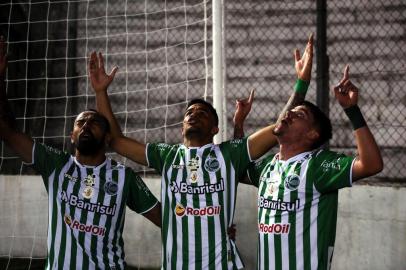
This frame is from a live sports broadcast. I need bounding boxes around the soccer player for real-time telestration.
[89,48,279,268]
[236,64,383,269]
[0,37,161,270]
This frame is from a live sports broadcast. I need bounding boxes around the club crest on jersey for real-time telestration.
[104,181,118,196]
[204,157,220,173]
[284,174,300,191]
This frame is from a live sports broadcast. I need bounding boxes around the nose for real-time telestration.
[82,119,92,129]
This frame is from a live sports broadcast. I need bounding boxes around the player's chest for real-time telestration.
[258,161,308,199]
[60,170,122,201]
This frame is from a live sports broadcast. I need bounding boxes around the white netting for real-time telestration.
[0,0,212,268]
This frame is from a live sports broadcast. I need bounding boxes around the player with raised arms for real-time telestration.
[0,37,161,270]
[234,38,383,269]
[87,33,317,269]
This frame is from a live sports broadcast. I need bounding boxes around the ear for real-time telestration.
[211,126,219,136]
[70,131,74,144]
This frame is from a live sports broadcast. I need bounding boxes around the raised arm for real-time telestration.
[277,33,313,123]
[88,52,148,166]
[233,89,255,139]
[0,36,33,163]
[247,34,314,160]
[333,66,383,181]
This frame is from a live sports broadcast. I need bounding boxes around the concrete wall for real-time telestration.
[0,175,405,269]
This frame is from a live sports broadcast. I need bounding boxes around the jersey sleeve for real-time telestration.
[146,142,174,174]
[310,150,355,193]
[125,169,159,214]
[223,137,252,179]
[247,153,275,187]
[31,143,69,189]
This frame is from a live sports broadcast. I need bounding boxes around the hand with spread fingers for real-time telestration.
[88,51,118,93]
[333,65,359,109]
[295,33,313,82]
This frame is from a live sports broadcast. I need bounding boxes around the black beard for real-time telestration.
[75,133,105,156]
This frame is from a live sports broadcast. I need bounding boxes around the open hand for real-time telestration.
[88,51,118,93]
[295,33,313,82]
[333,65,359,109]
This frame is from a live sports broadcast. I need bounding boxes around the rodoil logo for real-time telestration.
[174,203,221,217]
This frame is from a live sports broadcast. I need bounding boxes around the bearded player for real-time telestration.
[0,37,161,270]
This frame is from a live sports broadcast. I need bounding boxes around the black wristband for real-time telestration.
[344,105,366,130]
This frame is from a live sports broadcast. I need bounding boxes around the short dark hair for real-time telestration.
[186,99,219,126]
[80,109,111,133]
[301,101,332,149]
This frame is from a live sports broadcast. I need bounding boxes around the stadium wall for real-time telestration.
[0,175,404,269]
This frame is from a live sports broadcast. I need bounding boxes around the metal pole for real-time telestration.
[316,0,329,147]
[213,0,226,143]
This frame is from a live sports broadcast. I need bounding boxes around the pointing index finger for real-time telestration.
[248,89,255,104]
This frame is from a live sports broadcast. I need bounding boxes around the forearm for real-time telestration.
[233,123,244,139]
[95,90,123,139]
[346,106,383,180]
[248,124,278,160]
[277,79,309,123]
[0,75,16,130]
[0,76,33,162]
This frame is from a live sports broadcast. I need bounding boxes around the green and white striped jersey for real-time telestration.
[248,149,355,270]
[147,138,251,270]
[32,143,158,270]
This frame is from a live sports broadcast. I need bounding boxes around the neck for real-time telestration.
[183,136,213,148]
[278,143,312,161]
[75,150,106,166]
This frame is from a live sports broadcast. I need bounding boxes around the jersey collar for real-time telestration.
[182,143,214,151]
[73,156,108,170]
[275,150,313,164]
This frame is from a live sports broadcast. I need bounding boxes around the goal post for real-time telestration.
[0,0,217,269]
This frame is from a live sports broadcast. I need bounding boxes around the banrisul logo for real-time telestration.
[170,179,224,195]
[284,174,300,191]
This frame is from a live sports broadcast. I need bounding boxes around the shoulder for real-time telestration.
[220,138,248,149]
[148,142,179,152]
[36,142,70,159]
[309,149,352,170]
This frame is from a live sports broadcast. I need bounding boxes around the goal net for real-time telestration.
[0,0,212,268]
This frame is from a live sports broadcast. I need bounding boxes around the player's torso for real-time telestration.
[47,157,127,270]
[256,152,325,270]
[160,144,242,270]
